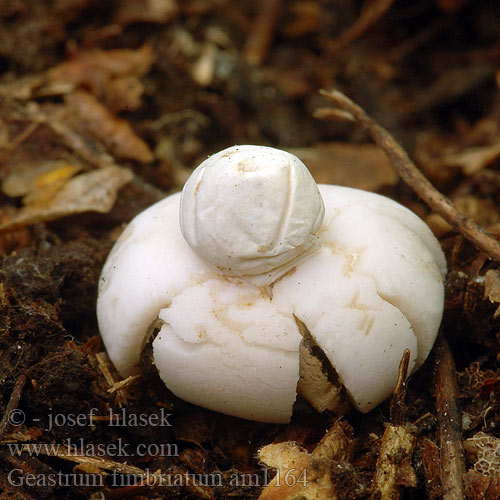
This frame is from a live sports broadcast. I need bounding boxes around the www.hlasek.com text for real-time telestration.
[7,438,179,458]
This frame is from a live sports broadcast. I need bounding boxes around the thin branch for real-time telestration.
[329,0,394,52]
[243,0,282,66]
[319,89,500,262]
[434,335,465,500]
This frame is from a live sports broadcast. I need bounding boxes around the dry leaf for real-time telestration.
[454,196,500,227]
[259,441,333,500]
[289,143,398,191]
[440,142,500,176]
[2,161,82,209]
[48,44,154,89]
[64,90,154,163]
[464,471,500,500]
[258,421,354,500]
[0,165,133,232]
[104,75,145,112]
[47,45,155,111]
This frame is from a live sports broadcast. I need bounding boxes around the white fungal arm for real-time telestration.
[97,193,214,376]
[153,281,301,423]
[272,185,446,412]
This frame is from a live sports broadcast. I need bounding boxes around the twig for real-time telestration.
[107,374,141,394]
[390,348,411,426]
[319,89,500,262]
[0,121,39,159]
[330,0,394,51]
[434,335,465,500]
[243,0,282,66]
[28,443,159,478]
[0,375,27,440]
[95,352,129,407]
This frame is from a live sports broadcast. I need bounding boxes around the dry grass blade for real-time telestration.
[0,375,27,439]
[329,0,394,51]
[107,374,141,394]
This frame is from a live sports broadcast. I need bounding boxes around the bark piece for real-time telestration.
[369,425,416,500]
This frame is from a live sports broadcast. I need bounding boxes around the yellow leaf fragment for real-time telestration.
[26,163,81,206]
[0,165,133,232]
[2,160,80,199]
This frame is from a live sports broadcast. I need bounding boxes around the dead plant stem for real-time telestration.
[320,89,500,262]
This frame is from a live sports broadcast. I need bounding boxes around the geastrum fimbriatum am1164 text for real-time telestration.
[97,145,447,423]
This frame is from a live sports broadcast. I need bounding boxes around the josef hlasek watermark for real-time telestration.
[7,407,172,432]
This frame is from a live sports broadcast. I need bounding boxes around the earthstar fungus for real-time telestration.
[97,145,446,423]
